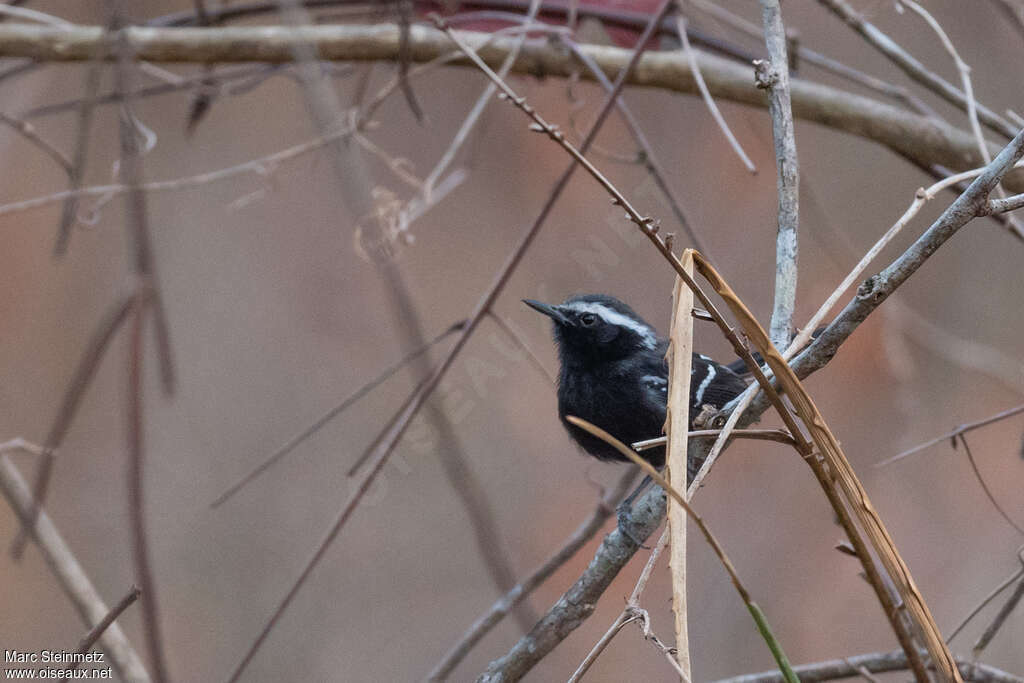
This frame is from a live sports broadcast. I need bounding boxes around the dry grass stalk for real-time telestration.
[691,252,961,683]
[666,250,696,680]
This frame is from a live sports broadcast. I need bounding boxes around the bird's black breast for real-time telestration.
[557,347,669,466]
[556,346,746,468]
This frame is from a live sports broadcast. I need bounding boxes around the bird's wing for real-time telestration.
[692,354,748,409]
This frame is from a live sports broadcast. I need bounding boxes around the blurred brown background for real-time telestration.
[1,1,1023,681]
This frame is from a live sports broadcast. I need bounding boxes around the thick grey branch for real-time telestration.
[757,0,800,348]
[0,24,1019,191]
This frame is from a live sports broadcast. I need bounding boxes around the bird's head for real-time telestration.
[522,294,658,364]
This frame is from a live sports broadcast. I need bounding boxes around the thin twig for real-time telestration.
[947,545,1024,644]
[209,320,464,507]
[23,64,292,119]
[630,530,691,681]
[69,585,141,672]
[687,0,941,120]
[0,111,72,172]
[957,434,1024,537]
[899,0,1024,241]
[484,311,556,386]
[676,15,755,173]
[817,0,1018,139]
[711,649,1024,683]
[422,0,542,197]
[0,4,73,25]
[53,26,105,256]
[560,37,706,256]
[878,402,1024,466]
[10,291,135,559]
[125,291,169,683]
[632,428,797,451]
[427,468,637,680]
[567,526,672,683]
[987,0,1024,41]
[0,455,152,682]
[113,10,173,679]
[973,574,1024,657]
[566,611,638,683]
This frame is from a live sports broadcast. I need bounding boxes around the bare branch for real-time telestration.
[10,291,134,559]
[427,468,638,680]
[477,483,669,682]
[899,0,1024,241]
[0,110,72,172]
[948,547,1024,644]
[973,574,1024,657]
[879,402,1024,462]
[687,0,941,119]
[757,0,800,348]
[0,24,1017,192]
[956,434,1024,537]
[112,9,174,678]
[817,0,1018,139]
[711,650,1024,683]
[785,126,1024,397]
[209,320,464,507]
[0,455,152,682]
[676,15,755,173]
[69,585,141,672]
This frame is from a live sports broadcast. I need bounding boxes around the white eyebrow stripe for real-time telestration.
[563,301,657,348]
[694,364,716,406]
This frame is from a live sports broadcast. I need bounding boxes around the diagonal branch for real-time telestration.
[426,467,637,681]
[781,126,1024,396]
[0,454,152,682]
[816,0,1018,140]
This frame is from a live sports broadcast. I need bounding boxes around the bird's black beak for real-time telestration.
[523,299,570,326]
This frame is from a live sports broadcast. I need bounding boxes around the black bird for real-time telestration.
[524,294,748,481]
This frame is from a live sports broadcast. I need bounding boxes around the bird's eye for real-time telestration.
[580,313,598,326]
